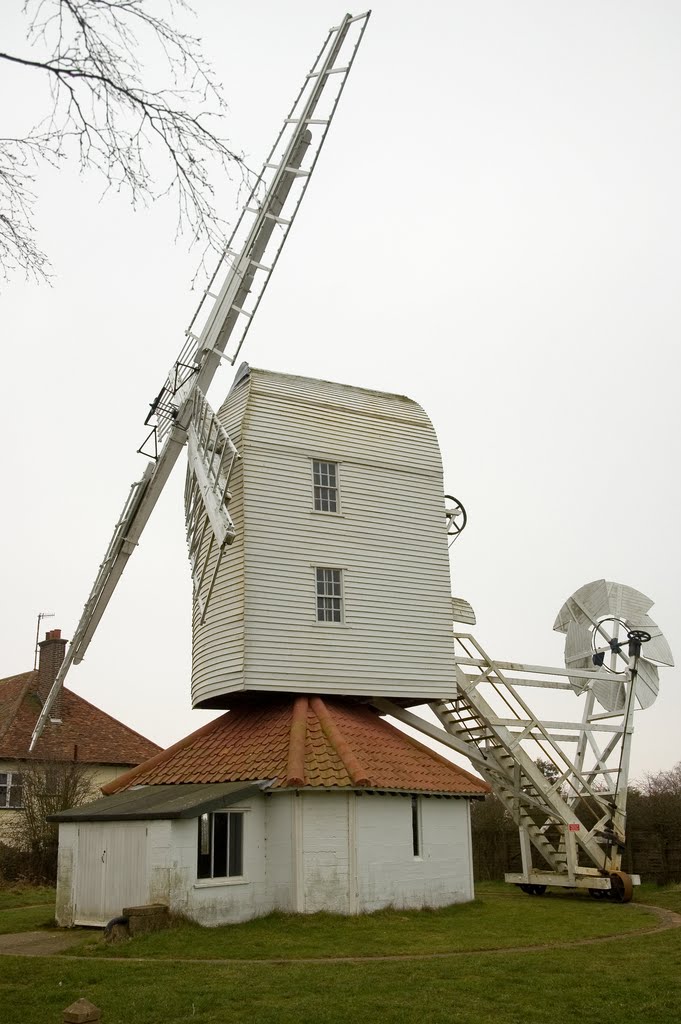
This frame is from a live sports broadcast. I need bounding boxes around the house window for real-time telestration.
[316,567,343,622]
[197,812,244,879]
[313,460,338,513]
[0,772,23,809]
[411,796,421,857]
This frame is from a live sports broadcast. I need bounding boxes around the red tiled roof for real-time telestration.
[0,670,161,766]
[103,695,488,796]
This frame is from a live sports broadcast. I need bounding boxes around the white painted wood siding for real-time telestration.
[190,367,456,706]
[73,822,149,926]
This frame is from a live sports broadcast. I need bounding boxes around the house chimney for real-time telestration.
[35,628,68,720]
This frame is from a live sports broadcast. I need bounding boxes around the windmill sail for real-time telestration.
[30,11,371,750]
[185,388,239,621]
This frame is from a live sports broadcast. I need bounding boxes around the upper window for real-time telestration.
[0,772,23,809]
[313,460,339,513]
[197,811,244,880]
[316,567,343,623]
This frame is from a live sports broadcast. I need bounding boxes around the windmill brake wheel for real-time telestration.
[608,871,634,903]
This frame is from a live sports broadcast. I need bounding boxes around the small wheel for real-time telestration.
[444,495,467,541]
[519,884,547,896]
[588,887,607,899]
[608,871,634,903]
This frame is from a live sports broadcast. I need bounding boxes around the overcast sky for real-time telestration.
[1,1,679,781]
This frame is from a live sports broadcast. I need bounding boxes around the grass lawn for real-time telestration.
[68,884,657,960]
[0,886,56,933]
[0,883,679,1024]
[0,886,55,910]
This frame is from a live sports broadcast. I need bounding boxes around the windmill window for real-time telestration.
[312,460,339,513]
[197,811,244,879]
[315,567,343,622]
[411,796,422,857]
[0,772,23,809]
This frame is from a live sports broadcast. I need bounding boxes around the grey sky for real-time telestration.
[1,1,679,779]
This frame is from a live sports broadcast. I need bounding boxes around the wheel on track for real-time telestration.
[608,870,634,902]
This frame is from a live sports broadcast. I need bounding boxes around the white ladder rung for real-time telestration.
[307,65,350,79]
[230,304,252,318]
[333,12,369,27]
[285,118,330,126]
[265,163,311,177]
[249,260,272,272]
[264,213,292,225]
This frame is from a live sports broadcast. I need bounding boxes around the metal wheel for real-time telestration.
[608,870,634,903]
[444,495,467,543]
[519,884,547,896]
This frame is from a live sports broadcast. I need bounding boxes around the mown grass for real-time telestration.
[0,904,57,934]
[635,881,681,913]
[1,883,679,1024]
[0,885,55,910]
[0,885,57,933]
[1,910,680,1024]
[68,885,656,960]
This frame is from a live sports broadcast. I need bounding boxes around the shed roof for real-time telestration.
[102,696,488,798]
[49,781,266,822]
[0,671,161,766]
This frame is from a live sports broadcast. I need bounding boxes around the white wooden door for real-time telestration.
[75,823,149,926]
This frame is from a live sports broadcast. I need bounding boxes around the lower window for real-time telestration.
[315,567,343,622]
[197,811,244,879]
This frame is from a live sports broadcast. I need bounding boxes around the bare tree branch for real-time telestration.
[0,0,247,283]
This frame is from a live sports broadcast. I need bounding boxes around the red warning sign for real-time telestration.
[568,823,580,832]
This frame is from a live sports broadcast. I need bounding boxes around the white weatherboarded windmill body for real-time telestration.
[44,13,673,926]
[188,365,458,707]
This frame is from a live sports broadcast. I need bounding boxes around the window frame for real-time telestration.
[314,566,344,624]
[311,459,341,515]
[196,810,245,881]
[0,771,24,809]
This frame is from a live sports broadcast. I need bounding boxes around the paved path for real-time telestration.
[0,903,678,962]
[0,930,89,956]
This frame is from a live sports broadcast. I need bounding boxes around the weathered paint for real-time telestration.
[190,368,457,708]
[55,790,476,927]
[356,794,474,912]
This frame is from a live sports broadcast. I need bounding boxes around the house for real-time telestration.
[52,368,488,925]
[52,695,488,926]
[0,628,161,845]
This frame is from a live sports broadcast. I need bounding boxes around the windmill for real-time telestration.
[32,12,672,904]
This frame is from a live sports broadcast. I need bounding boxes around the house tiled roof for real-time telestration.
[103,695,488,797]
[0,670,161,766]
